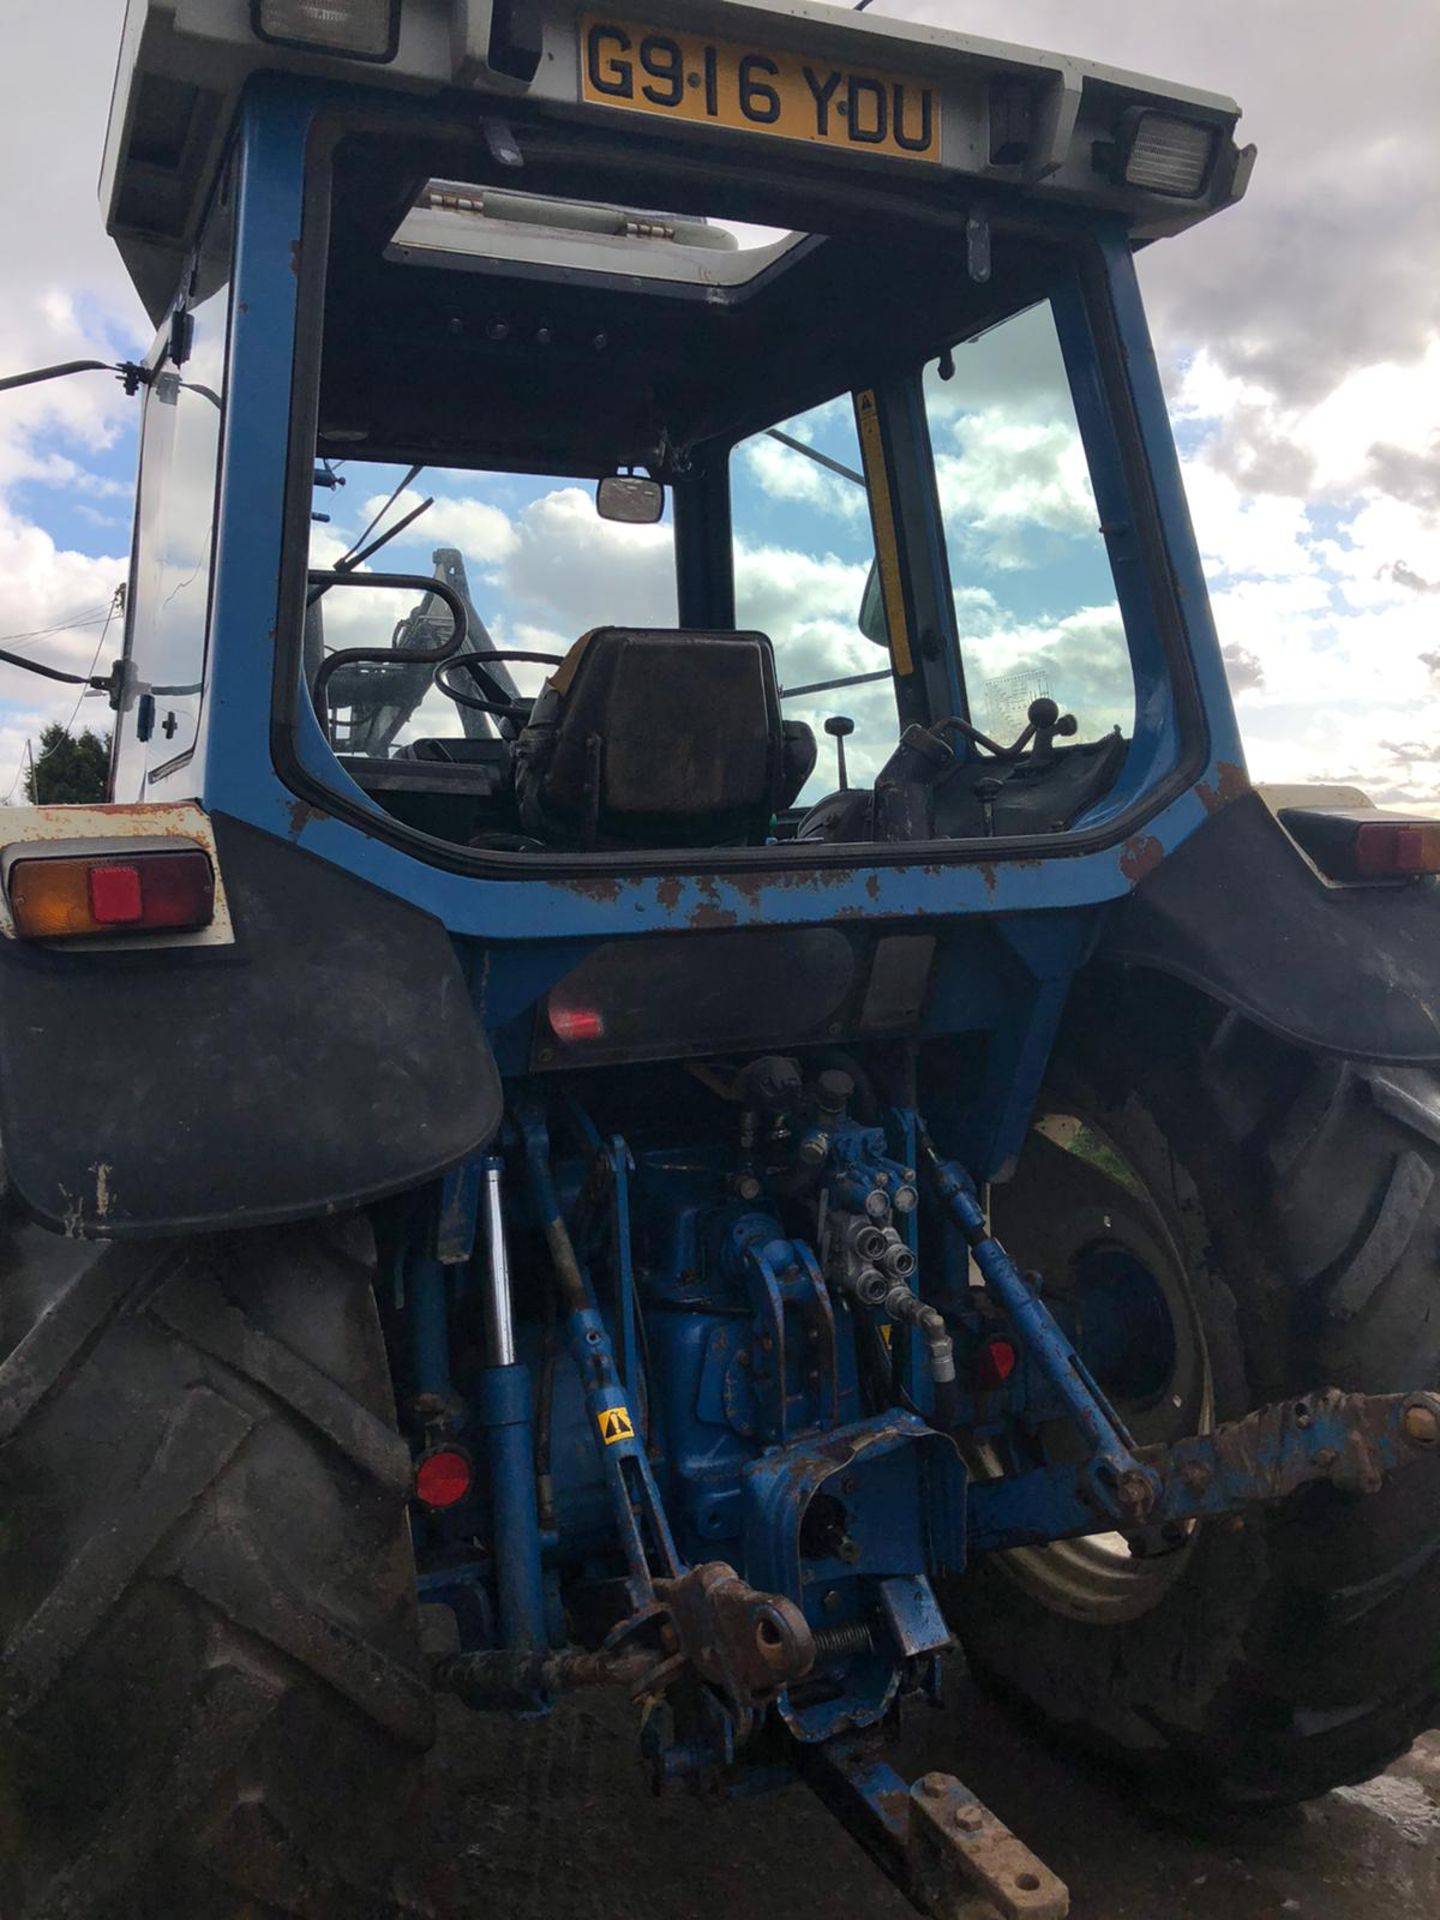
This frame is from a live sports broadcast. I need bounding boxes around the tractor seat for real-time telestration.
[512,627,815,849]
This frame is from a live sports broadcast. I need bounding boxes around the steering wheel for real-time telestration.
[432,649,565,725]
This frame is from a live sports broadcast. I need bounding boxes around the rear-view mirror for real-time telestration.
[597,474,664,524]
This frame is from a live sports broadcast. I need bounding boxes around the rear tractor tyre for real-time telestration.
[0,1215,432,1918]
[948,974,1440,1806]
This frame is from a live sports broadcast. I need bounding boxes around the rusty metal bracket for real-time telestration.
[801,1739,1069,1920]
[968,1386,1440,1554]
[909,1773,1067,1920]
[607,1560,816,1744]
[1143,1385,1440,1508]
[433,1560,814,1739]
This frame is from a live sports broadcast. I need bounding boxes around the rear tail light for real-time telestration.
[548,998,606,1044]
[1353,819,1440,878]
[1279,807,1440,882]
[9,849,214,939]
[414,1446,473,1510]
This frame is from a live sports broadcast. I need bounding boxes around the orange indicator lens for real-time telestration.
[1353,819,1440,878]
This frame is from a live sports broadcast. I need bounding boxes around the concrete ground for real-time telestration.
[423,1671,1440,1919]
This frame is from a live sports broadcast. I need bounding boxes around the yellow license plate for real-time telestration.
[579,15,942,165]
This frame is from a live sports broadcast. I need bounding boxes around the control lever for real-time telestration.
[825,714,855,790]
[935,698,1078,763]
[974,776,1004,837]
[1009,697,1078,764]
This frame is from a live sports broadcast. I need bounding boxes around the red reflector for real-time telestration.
[415,1447,472,1510]
[87,863,143,925]
[975,1337,1018,1389]
[549,1001,606,1044]
[1354,818,1440,878]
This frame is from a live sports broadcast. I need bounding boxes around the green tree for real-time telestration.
[23,724,112,804]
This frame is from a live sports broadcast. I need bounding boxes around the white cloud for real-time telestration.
[934,416,1100,569]
[495,487,678,636]
[738,403,867,523]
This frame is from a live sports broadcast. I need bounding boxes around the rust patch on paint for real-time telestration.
[565,875,622,903]
[865,872,880,902]
[728,866,858,907]
[286,797,325,839]
[686,877,738,929]
[875,1787,911,1833]
[656,876,682,912]
[1195,759,1252,816]
[1119,834,1164,884]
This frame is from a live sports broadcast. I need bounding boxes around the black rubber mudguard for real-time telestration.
[1097,789,1440,1063]
[0,814,501,1236]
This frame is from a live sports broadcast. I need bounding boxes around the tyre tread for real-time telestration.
[146,1265,413,1497]
[24,1661,283,1920]
[174,1524,434,1749]
[1,1386,254,1725]
[0,1255,140,1446]
[1323,1147,1433,1319]
[0,1224,426,1920]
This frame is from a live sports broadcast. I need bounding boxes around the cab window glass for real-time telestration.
[925,303,1135,748]
[307,465,677,759]
[730,398,897,807]
[117,170,233,794]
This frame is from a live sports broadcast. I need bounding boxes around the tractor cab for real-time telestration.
[101,0,1253,884]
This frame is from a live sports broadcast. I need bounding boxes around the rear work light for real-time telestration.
[1100,111,1217,199]
[8,849,214,940]
[1279,807,1440,883]
[251,0,400,61]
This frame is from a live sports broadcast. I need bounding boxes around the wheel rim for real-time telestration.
[983,1107,1214,1624]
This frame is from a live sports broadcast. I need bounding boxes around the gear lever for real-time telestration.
[825,715,855,790]
[1016,697,1078,764]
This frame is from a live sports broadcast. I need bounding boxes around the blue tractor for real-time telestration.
[3,4,1439,1914]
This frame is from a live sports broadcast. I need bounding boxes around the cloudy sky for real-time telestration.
[2,0,1437,808]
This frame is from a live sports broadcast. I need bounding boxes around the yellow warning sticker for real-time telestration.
[598,1406,635,1445]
